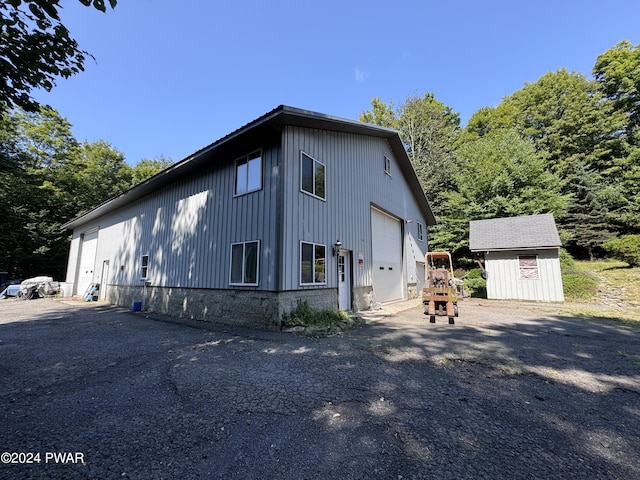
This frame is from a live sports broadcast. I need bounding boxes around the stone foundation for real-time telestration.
[106,285,339,330]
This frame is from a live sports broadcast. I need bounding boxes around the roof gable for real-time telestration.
[63,105,435,229]
[469,214,562,252]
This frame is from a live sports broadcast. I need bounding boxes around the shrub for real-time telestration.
[281,300,348,327]
[463,268,487,298]
[559,248,576,270]
[603,235,640,267]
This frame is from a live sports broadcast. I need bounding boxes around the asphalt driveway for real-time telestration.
[0,298,638,479]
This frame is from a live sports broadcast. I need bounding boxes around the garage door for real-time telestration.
[371,208,403,303]
[76,230,98,296]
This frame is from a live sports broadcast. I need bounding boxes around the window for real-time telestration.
[417,222,424,241]
[384,155,391,175]
[230,241,259,285]
[141,254,149,279]
[235,151,262,195]
[518,255,539,279]
[300,242,326,285]
[300,152,325,200]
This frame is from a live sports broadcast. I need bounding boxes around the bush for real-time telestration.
[281,300,348,327]
[463,268,487,298]
[603,235,640,267]
[559,248,576,270]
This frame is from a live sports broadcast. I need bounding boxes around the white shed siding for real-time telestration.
[485,249,564,302]
[67,145,282,291]
[280,126,428,296]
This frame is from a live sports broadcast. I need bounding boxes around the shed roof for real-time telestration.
[62,105,435,230]
[469,214,562,252]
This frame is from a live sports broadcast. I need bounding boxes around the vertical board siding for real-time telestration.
[280,125,428,292]
[76,144,281,291]
[486,249,564,302]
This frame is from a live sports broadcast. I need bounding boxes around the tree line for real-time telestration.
[360,40,640,267]
[0,107,173,280]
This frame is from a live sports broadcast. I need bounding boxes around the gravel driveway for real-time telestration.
[0,298,638,479]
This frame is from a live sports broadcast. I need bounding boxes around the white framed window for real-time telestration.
[417,222,424,241]
[300,242,326,285]
[230,240,260,286]
[384,155,391,176]
[235,150,262,196]
[518,255,539,279]
[141,254,149,279]
[300,152,325,200]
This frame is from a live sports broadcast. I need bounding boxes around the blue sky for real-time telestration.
[34,0,640,165]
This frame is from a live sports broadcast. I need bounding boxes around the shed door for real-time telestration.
[371,208,403,303]
[76,231,98,295]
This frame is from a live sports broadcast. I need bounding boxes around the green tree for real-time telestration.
[130,156,174,187]
[594,40,640,140]
[433,129,568,259]
[0,107,134,280]
[593,41,640,233]
[359,97,397,128]
[497,69,627,176]
[561,161,614,260]
[0,0,117,113]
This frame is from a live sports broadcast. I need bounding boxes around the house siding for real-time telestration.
[280,126,428,305]
[66,144,282,295]
[485,249,564,302]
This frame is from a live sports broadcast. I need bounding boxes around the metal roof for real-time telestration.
[62,105,435,230]
[469,214,562,252]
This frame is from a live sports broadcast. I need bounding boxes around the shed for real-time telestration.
[469,214,564,302]
[62,105,435,328]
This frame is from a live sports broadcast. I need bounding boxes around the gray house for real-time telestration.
[469,214,564,302]
[62,106,435,328]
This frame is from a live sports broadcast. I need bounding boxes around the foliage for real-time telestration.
[462,268,486,298]
[130,156,174,186]
[0,107,173,280]
[603,235,640,267]
[281,300,349,328]
[0,0,117,113]
[561,161,615,260]
[594,40,640,140]
[432,128,567,257]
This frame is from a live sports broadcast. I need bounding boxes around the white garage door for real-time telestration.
[76,231,98,296]
[371,208,403,303]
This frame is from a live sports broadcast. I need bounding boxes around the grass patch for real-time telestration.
[281,300,349,328]
[562,272,598,301]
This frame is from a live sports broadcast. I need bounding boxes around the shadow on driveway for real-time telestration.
[0,298,638,479]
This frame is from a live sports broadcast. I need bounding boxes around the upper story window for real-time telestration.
[384,155,391,176]
[235,150,262,196]
[300,152,325,200]
[417,222,424,241]
[141,254,149,279]
[518,255,539,279]
[230,240,259,286]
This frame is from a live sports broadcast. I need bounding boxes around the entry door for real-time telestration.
[337,250,352,311]
[76,231,98,295]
